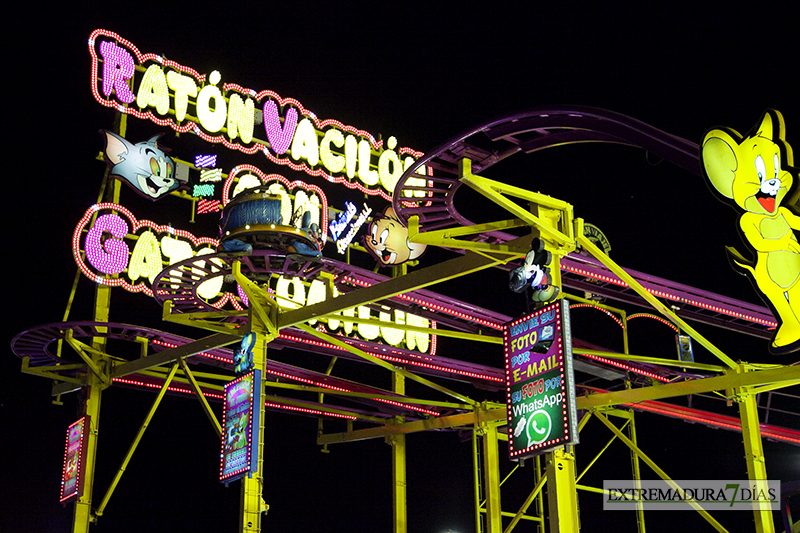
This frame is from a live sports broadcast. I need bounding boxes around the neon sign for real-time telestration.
[504,300,578,459]
[89,29,427,200]
[72,203,236,305]
[220,370,261,483]
[60,417,89,503]
[268,276,434,354]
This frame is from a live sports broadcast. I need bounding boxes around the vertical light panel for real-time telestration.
[504,299,579,459]
[219,370,262,483]
[60,416,89,503]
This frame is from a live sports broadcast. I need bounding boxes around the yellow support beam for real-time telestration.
[314,312,503,344]
[240,334,269,532]
[95,362,180,518]
[481,421,503,533]
[296,323,479,407]
[279,240,530,329]
[594,412,729,532]
[545,448,580,533]
[578,365,800,410]
[576,230,738,369]
[737,382,776,533]
[390,373,408,533]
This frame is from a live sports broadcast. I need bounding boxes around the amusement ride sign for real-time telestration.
[219,370,262,483]
[60,417,89,503]
[88,29,428,201]
[504,300,579,459]
[73,29,437,355]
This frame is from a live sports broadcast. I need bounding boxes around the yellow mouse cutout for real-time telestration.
[701,110,800,354]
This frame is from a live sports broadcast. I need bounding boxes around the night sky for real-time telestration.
[4,4,799,532]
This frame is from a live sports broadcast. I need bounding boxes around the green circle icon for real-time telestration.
[526,409,552,447]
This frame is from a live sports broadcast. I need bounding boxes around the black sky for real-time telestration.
[4,4,799,532]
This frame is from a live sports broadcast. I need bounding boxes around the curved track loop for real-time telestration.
[389,106,777,339]
[393,106,699,237]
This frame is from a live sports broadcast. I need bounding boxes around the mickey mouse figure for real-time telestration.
[509,238,560,302]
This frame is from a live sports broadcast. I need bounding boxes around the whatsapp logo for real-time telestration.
[526,410,552,447]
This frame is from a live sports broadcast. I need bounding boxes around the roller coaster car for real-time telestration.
[217,189,318,254]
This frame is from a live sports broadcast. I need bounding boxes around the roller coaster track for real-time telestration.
[391,106,777,339]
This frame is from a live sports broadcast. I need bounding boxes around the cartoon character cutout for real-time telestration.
[364,206,426,266]
[701,110,800,354]
[101,130,185,200]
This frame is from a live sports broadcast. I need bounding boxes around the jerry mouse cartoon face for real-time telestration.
[365,206,426,266]
[702,111,794,215]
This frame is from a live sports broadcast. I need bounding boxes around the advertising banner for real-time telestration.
[60,416,89,503]
[504,299,579,459]
[219,370,262,483]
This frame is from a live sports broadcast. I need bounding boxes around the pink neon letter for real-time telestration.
[263,100,298,154]
[85,214,130,274]
[99,41,136,103]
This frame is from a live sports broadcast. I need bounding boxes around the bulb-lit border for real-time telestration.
[504,300,579,459]
[219,370,262,483]
[88,29,423,201]
[59,416,89,503]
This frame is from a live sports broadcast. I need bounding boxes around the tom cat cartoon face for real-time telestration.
[365,206,426,266]
[101,130,183,200]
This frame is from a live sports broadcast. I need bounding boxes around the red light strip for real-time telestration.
[341,275,504,330]
[581,353,671,383]
[625,401,800,446]
[264,401,357,420]
[278,331,503,383]
[569,303,625,329]
[628,313,679,332]
[563,264,778,328]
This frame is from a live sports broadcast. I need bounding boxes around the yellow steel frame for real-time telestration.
[30,146,794,532]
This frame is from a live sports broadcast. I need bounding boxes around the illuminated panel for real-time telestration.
[88,29,424,200]
[504,300,579,459]
[220,370,261,483]
[72,203,240,309]
[59,416,89,503]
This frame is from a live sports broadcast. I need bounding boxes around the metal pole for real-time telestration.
[545,447,580,533]
[391,372,408,533]
[239,334,269,532]
[738,388,776,533]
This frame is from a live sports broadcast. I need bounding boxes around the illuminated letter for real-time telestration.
[227,94,255,144]
[378,137,403,193]
[290,118,320,166]
[195,248,224,300]
[136,65,170,115]
[128,230,163,283]
[405,314,430,353]
[320,129,346,174]
[292,190,321,228]
[380,310,405,346]
[166,70,198,122]
[344,135,358,179]
[99,41,135,103]
[85,214,129,274]
[196,71,227,133]
[357,139,379,186]
[263,100,298,155]
[342,307,355,335]
[403,158,427,198]
[357,306,379,340]
[161,235,193,266]
[266,182,293,224]
[276,276,305,309]
[306,279,327,326]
